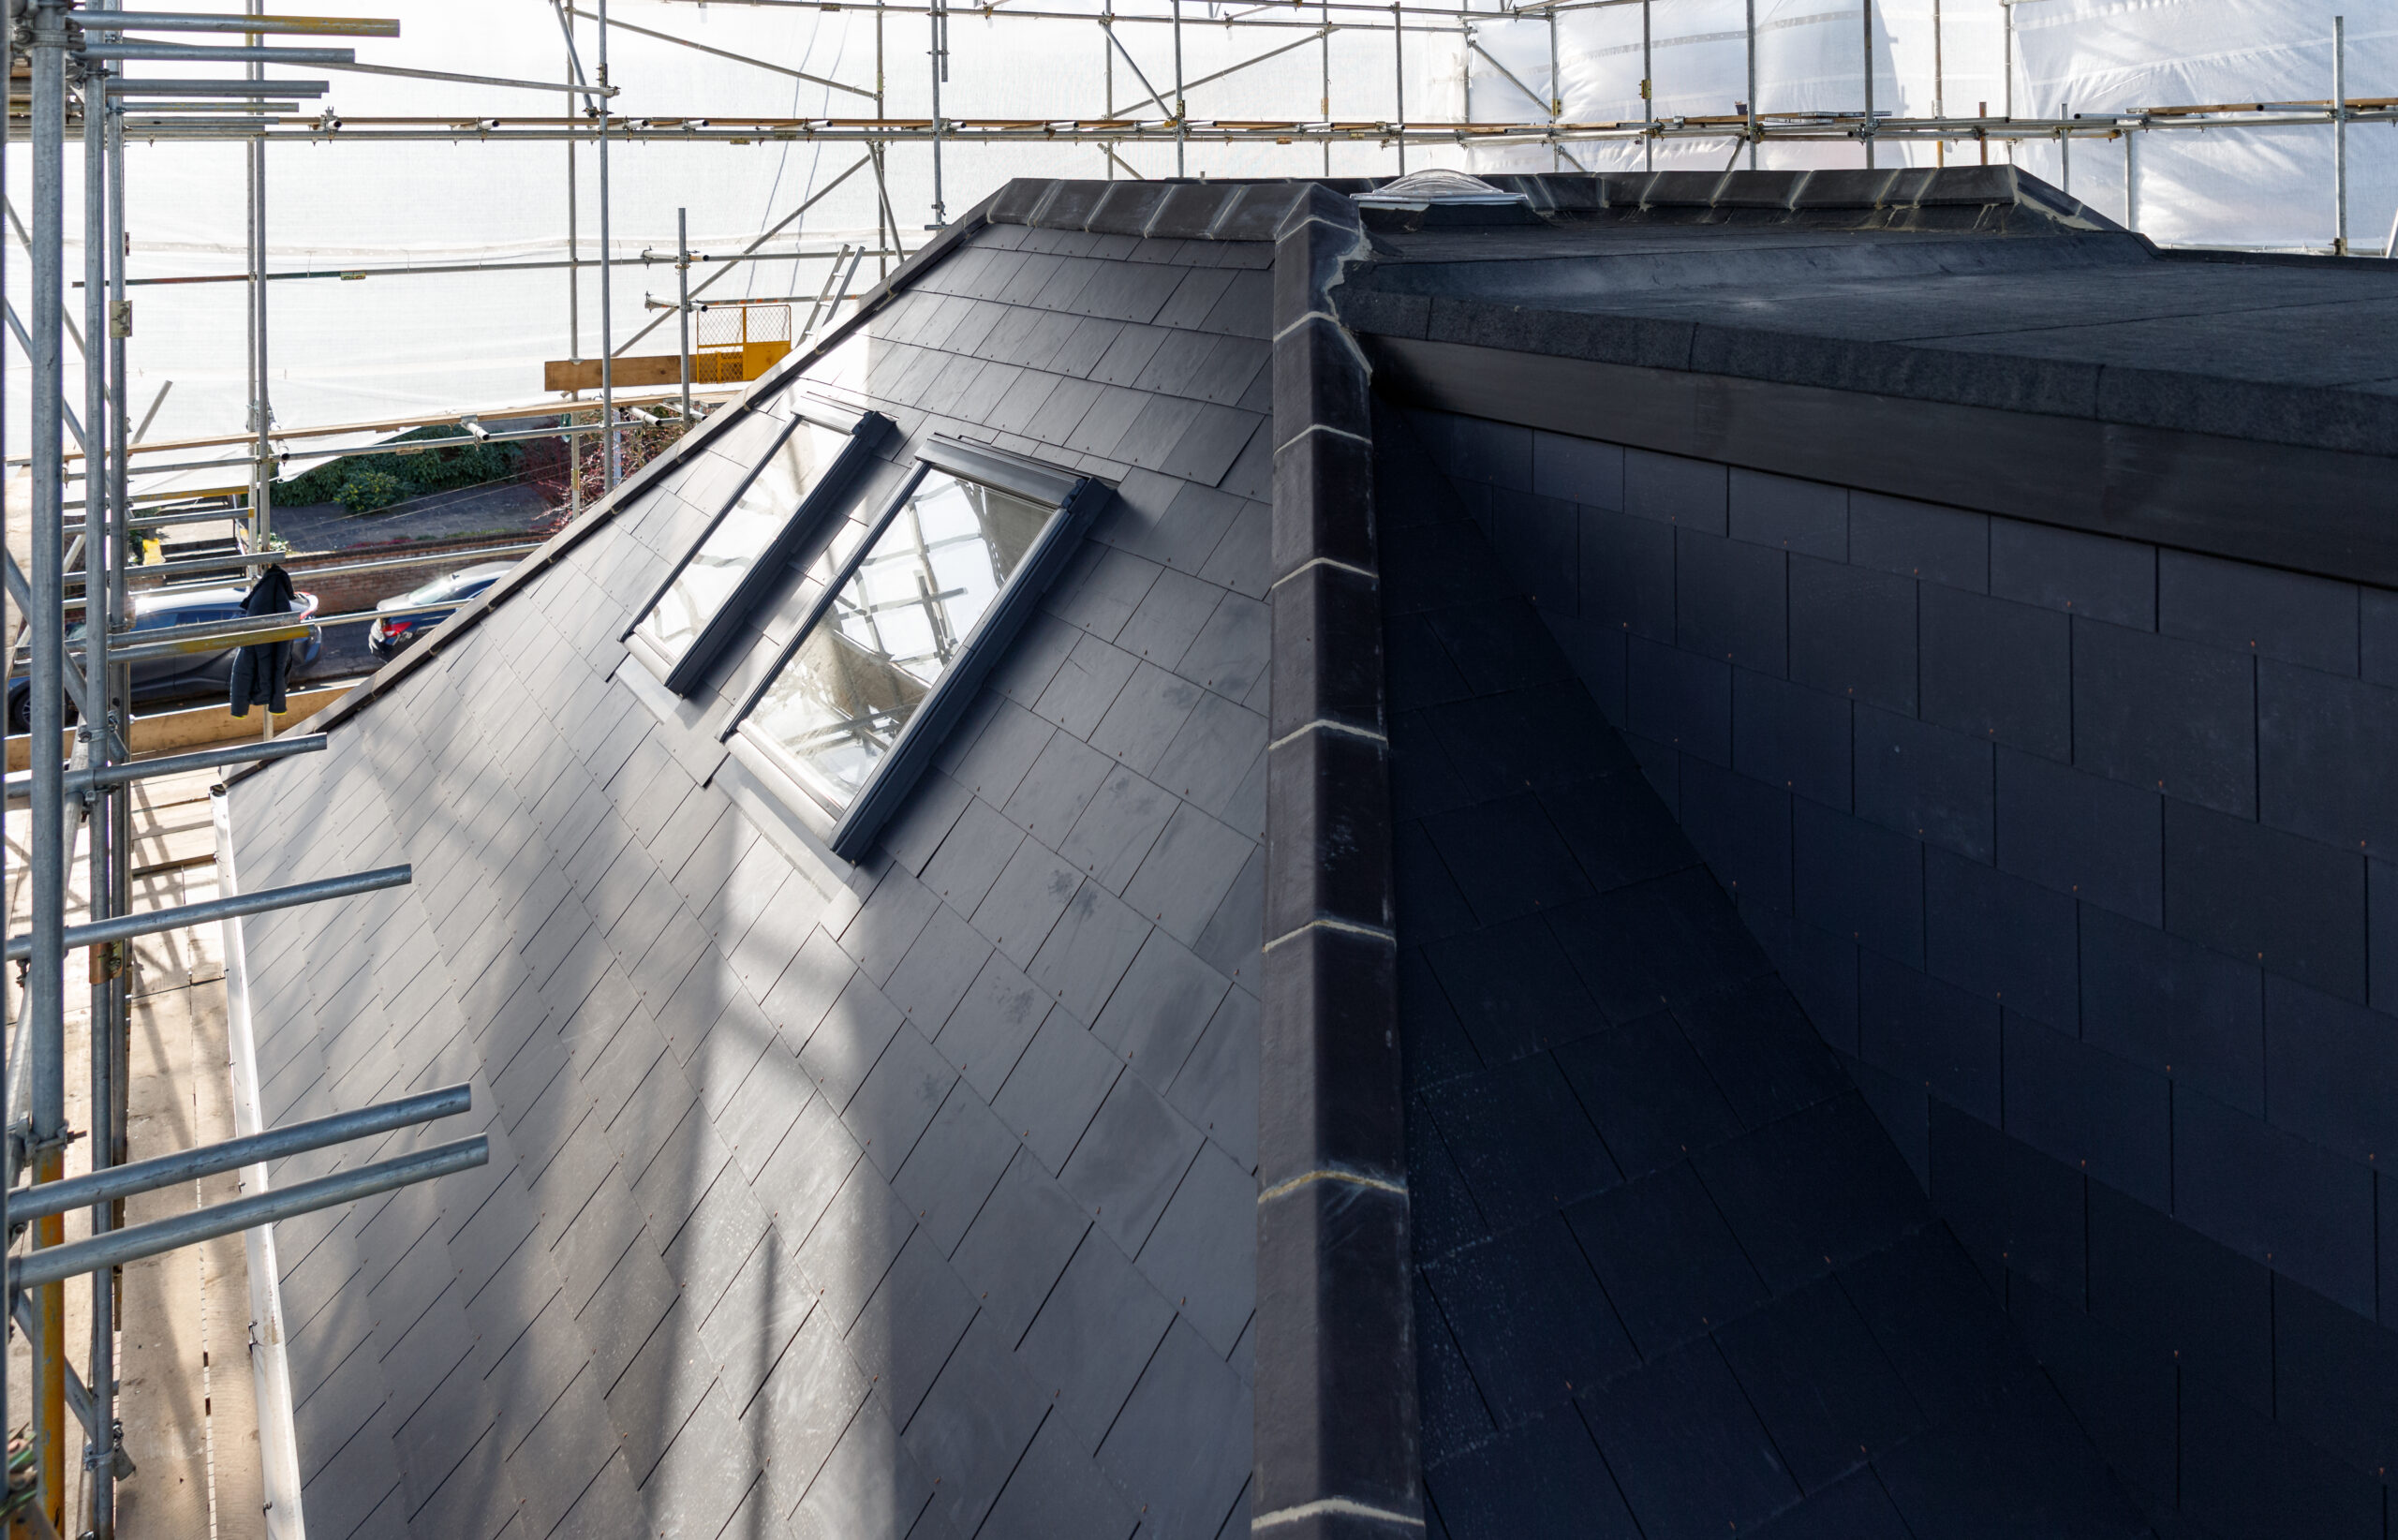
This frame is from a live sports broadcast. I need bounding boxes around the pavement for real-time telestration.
[268,478,557,552]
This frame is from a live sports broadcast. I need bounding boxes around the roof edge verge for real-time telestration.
[1254,185,1425,1532]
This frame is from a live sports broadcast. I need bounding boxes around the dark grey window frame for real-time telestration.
[723,436,1108,864]
[623,399,895,697]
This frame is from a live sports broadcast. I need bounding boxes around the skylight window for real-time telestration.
[727,438,1104,861]
[626,401,891,695]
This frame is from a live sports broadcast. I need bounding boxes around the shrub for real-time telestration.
[335,468,407,512]
[273,422,530,511]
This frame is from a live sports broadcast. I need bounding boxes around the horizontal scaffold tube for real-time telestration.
[8,1136,489,1292]
[3,733,327,804]
[1,863,411,961]
[9,1083,469,1224]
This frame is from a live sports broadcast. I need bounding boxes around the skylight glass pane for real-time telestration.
[637,416,853,660]
[748,467,1052,809]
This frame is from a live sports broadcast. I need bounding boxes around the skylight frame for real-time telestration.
[622,398,895,697]
[723,437,1106,863]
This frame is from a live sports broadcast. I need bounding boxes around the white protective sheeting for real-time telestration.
[1464,0,2395,251]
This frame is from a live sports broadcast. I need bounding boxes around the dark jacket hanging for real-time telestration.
[229,564,298,718]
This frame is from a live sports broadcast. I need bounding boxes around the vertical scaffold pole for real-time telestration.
[247,0,272,555]
[1546,6,1560,172]
[1743,0,1757,168]
[103,24,135,1532]
[1173,0,1186,176]
[2333,16,2348,255]
[81,5,122,1527]
[26,2,73,1528]
[1392,0,1405,173]
[1642,0,1652,170]
[675,209,692,424]
[597,0,618,488]
[566,28,583,516]
[1860,0,1874,169]
[928,0,947,225]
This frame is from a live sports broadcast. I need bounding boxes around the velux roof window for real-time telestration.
[626,400,891,695]
[726,437,1104,861]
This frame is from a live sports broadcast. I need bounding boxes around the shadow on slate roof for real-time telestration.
[1377,397,2156,1540]
[224,211,1278,1540]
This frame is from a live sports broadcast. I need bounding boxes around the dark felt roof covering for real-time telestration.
[1340,208,2398,459]
[1377,404,2157,1539]
[226,216,1273,1540]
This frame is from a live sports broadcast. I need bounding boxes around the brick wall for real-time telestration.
[1417,405,2398,1536]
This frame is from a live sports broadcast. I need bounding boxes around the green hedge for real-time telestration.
[272,422,526,511]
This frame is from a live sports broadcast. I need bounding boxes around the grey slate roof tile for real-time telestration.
[1057,763,1175,891]
[1016,1226,1177,1453]
[1062,382,1152,459]
[600,1298,716,1483]
[970,837,1085,969]
[883,903,997,1034]
[741,1302,870,1521]
[934,952,1055,1102]
[1033,630,1140,738]
[1167,986,1259,1172]
[1029,879,1152,1019]
[978,1402,1142,1540]
[994,1006,1121,1177]
[848,1021,958,1179]
[789,1396,933,1540]
[952,1145,1091,1344]
[841,866,942,987]
[802,972,908,1113]
[892,1083,1017,1256]
[997,728,1112,846]
[1132,1142,1255,1355]
[1059,1070,1204,1256]
[697,1228,813,1414]
[794,1162,917,1335]
[511,1371,626,1535]
[985,611,1082,713]
[849,1228,980,1431]
[901,1311,1051,1536]
[635,1381,757,1540]
[751,1092,866,1251]
[1094,1318,1252,1538]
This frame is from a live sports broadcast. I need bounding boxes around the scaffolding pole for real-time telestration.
[26,6,74,1529]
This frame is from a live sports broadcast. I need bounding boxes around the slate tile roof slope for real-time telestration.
[1377,400,2160,1539]
[225,215,1277,1540]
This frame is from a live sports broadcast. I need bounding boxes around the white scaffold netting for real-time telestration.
[4,0,2391,449]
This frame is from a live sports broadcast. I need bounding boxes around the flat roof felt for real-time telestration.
[1342,213,2398,459]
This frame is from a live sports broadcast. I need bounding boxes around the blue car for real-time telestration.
[367,560,516,660]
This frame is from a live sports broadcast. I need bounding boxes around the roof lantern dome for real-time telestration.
[1350,167,1537,228]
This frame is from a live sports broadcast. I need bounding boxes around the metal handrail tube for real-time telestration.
[9,1135,488,1292]
[102,78,328,94]
[75,42,356,63]
[2,862,409,961]
[4,732,326,804]
[9,1083,468,1224]
[63,537,543,590]
[103,13,399,35]
[102,617,310,662]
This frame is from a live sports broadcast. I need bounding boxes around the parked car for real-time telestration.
[367,560,515,660]
[7,581,322,732]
